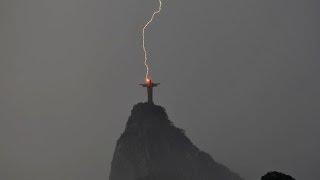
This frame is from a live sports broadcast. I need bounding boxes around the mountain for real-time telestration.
[109,102,243,180]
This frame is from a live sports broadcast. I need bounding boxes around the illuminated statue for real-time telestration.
[140,79,159,104]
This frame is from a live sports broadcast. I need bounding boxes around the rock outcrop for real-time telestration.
[109,103,243,180]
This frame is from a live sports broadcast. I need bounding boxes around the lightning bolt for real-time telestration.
[142,0,163,81]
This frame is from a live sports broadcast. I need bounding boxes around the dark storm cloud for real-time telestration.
[0,0,319,180]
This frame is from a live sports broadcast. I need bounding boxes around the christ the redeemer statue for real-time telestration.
[140,79,159,104]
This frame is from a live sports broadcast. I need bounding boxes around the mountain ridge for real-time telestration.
[109,102,244,180]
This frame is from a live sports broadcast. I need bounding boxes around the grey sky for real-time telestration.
[0,0,319,180]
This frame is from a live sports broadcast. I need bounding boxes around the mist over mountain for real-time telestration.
[109,103,243,180]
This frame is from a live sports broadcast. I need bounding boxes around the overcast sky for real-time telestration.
[0,0,319,180]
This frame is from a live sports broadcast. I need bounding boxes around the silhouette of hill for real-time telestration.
[109,103,243,180]
[261,171,295,180]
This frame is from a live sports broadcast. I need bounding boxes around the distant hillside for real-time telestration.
[262,171,295,180]
[109,103,243,180]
